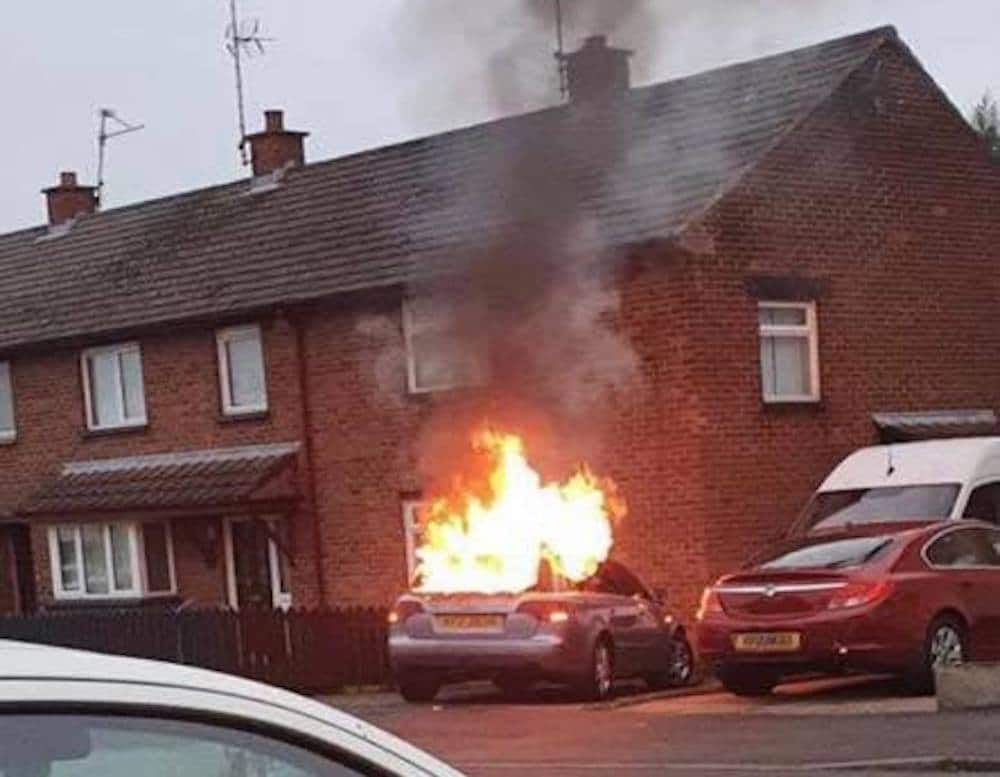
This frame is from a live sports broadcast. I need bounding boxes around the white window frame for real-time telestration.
[223,517,291,610]
[402,299,486,394]
[401,499,428,585]
[47,521,176,601]
[0,361,16,443]
[758,301,821,404]
[80,342,147,431]
[216,324,269,416]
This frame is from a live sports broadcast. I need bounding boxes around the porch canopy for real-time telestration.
[19,442,301,518]
[872,409,998,444]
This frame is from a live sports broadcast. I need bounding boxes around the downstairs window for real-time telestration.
[48,521,175,600]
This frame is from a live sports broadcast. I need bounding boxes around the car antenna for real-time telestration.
[886,443,896,477]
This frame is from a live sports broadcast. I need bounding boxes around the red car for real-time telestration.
[695,519,1000,696]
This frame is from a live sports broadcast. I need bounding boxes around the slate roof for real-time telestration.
[0,26,898,353]
[20,443,301,515]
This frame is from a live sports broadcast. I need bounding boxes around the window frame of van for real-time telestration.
[80,342,147,432]
[0,361,16,444]
[758,300,820,404]
[47,520,177,601]
[216,324,269,417]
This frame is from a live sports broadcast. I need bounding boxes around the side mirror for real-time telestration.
[652,586,669,604]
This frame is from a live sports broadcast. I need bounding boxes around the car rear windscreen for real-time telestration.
[760,535,894,569]
[797,484,959,532]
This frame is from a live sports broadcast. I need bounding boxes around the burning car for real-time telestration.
[389,559,692,702]
[388,428,692,701]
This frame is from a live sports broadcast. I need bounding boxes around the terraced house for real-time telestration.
[1,27,998,618]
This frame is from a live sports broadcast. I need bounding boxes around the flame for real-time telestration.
[413,428,624,594]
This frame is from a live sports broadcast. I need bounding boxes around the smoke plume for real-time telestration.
[384,1,658,487]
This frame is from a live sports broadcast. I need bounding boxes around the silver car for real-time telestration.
[388,560,693,702]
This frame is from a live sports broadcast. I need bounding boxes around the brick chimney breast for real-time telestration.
[42,171,97,226]
[561,35,633,102]
[245,109,309,177]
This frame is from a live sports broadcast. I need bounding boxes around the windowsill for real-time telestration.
[81,422,149,439]
[219,408,270,424]
[0,432,16,446]
[762,397,825,411]
[406,381,488,399]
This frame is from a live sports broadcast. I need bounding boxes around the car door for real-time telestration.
[601,561,666,673]
[925,526,1000,660]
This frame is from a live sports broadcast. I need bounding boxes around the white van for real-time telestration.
[793,437,1000,534]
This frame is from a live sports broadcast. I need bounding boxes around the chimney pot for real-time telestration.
[42,170,97,227]
[265,110,284,132]
[246,109,309,177]
[561,35,633,103]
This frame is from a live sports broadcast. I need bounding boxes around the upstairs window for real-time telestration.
[48,521,175,600]
[0,361,15,442]
[403,298,487,393]
[758,301,820,403]
[217,325,268,415]
[81,343,146,431]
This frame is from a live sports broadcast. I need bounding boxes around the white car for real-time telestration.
[0,639,463,776]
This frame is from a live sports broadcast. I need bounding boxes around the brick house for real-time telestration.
[0,26,998,618]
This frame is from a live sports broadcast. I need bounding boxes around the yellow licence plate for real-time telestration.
[434,614,505,633]
[733,632,802,653]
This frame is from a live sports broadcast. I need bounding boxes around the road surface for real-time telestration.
[326,676,1000,776]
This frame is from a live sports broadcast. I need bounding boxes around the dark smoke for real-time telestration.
[389,1,656,488]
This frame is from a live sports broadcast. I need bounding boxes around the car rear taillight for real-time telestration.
[388,600,425,625]
[695,587,723,620]
[826,579,892,611]
[517,601,574,624]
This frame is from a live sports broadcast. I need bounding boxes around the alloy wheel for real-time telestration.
[929,624,964,670]
[669,638,694,685]
[595,642,613,697]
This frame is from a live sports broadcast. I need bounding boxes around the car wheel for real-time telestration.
[718,665,778,697]
[645,635,695,690]
[576,637,615,701]
[907,614,967,694]
[397,674,441,703]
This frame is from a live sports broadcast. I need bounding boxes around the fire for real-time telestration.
[413,428,624,594]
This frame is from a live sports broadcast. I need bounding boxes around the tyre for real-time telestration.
[645,635,695,690]
[397,673,441,703]
[906,614,968,694]
[575,637,615,701]
[718,665,778,697]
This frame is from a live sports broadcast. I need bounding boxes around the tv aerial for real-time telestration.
[96,108,144,208]
[225,0,273,165]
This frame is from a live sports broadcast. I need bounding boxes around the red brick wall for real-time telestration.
[0,318,316,609]
[690,41,1000,590]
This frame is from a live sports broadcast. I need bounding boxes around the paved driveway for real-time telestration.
[325,676,1000,776]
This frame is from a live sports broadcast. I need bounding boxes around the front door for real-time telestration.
[226,518,290,610]
[2,525,36,614]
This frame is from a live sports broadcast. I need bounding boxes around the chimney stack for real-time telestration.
[42,171,98,226]
[245,110,309,177]
[561,36,633,103]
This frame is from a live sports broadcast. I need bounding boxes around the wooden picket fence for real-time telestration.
[0,606,391,694]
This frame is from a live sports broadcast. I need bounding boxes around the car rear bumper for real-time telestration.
[389,633,589,681]
[695,608,918,676]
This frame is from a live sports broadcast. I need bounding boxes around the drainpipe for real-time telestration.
[291,311,328,607]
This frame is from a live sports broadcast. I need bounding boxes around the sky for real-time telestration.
[0,0,997,233]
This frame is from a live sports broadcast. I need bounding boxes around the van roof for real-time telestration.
[819,437,1000,492]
